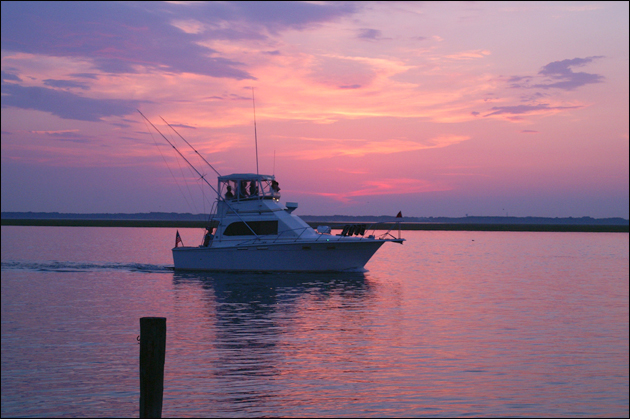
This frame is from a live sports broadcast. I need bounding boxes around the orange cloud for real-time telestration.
[445,50,491,60]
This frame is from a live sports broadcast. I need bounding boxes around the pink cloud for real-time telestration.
[278,135,470,160]
[304,178,451,203]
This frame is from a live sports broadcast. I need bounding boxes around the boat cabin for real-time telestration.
[211,173,316,242]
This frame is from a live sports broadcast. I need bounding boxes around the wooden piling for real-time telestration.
[140,317,166,418]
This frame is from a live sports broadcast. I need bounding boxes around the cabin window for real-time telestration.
[223,221,278,236]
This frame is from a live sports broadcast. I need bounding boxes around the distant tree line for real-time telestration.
[2,212,628,225]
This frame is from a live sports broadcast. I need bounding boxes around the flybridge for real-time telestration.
[218,173,281,202]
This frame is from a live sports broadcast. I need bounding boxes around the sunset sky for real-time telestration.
[2,1,628,218]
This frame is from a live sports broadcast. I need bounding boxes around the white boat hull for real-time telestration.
[172,240,386,272]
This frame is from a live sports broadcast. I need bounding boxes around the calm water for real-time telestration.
[1,226,628,418]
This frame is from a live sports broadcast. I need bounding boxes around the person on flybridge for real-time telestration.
[224,179,278,200]
[271,180,280,193]
[225,185,234,200]
[249,179,259,196]
[239,180,248,199]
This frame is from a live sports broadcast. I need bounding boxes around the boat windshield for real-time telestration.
[218,174,280,201]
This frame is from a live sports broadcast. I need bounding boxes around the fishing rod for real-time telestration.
[138,109,259,237]
[139,110,217,194]
[159,116,221,177]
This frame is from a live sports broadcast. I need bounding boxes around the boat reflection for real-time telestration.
[169,272,375,414]
[173,270,372,303]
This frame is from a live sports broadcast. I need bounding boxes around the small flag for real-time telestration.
[175,230,183,247]
[396,211,403,218]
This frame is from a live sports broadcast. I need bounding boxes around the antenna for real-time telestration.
[252,87,259,175]
[273,149,276,176]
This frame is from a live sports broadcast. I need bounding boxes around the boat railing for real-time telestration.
[214,225,313,246]
[245,226,316,243]
[224,192,281,203]
[271,227,307,243]
[219,223,399,247]
[225,226,400,247]
[230,237,260,247]
[223,228,299,245]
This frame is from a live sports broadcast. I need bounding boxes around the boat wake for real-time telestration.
[1,260,173,273]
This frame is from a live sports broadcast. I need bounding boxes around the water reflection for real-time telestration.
[174,269,370,297]
[2,228,627,417]
[169,272,374,415]
[172,271,372,318]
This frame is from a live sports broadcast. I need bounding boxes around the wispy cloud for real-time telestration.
[0,2,255,80]
[1,2,360,80]
[69,73,99,80]
[307,178,451,203]
[1,70,21,82]
[533,56,605,90]
[478,56,604,120]
[445,50,491,60]
[43,79,90,90]
[357,28,385,41]
[29,129,79,135]
[508,56,605,91]
[484,103,581,117]
[308,55,377,89]
[278,135,470,160]
[167,123,197,130]
[1,83,141,121]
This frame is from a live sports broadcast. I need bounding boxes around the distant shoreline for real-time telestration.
[1,218,627,232]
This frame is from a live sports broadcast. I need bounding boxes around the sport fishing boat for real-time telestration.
[172,173,404,272]
[137,109,404,272]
